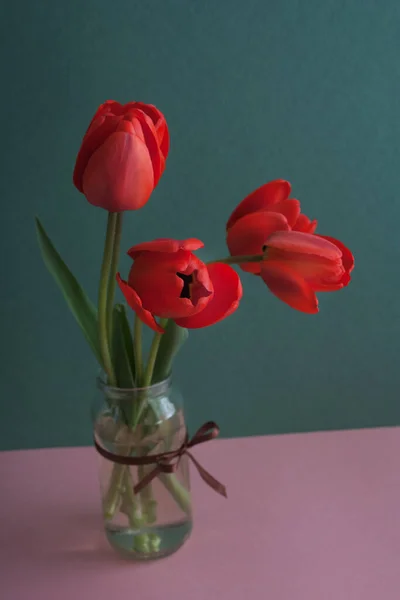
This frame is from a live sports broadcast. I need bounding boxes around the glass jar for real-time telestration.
[92,376,193,560]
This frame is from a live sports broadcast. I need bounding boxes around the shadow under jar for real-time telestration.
[92,376,193,560]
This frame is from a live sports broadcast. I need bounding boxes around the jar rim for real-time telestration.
[97,371,172,397]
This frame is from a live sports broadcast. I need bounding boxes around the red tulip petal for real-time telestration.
[116,274,164,333]
[129,253,189,313]
[117,119,138,135]
[132,102,170,158]
[226,211,289,273]
[86,100,123,131]
[134,109,164,185]
[180,253,214,312]
[127,238,204,259]
[226,180,291,230]
[309,221,318,234]
[268,199,301,228]
[82,132,154,212]
[73,115,121,191]
[311,281,346,292]
[308,235,353,291]
[266,231,342,260]
[261,261,319,314]
[128,117,147,142]
[293,214,318,234]
[132,102,164,127]
[316,235,354,274]
[266,249,345,287]
[156,117,170,159]
[179,238,204,251]
[176,263,242,329]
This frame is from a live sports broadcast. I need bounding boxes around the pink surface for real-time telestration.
[1,428,400,599]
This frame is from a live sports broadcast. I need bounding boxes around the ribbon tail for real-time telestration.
[188,421,220,448]
[187,452,227,498]
[133,465,161,494]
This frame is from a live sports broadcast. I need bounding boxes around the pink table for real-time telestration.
[1,427,400,599]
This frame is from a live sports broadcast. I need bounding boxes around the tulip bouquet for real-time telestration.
[36,100,353,557]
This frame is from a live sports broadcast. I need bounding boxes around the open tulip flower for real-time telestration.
[117,238,243,332]
[73,100,169,212]
[225,179,353,313]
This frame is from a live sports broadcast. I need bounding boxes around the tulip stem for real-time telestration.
[143,318,169,388]
[131,318,168,428]
[208,254,263,265]
[98,212,117,386]
[134,314,143,385]
[107,212,123,338]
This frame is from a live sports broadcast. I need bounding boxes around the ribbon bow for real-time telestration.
[94,421,227,498]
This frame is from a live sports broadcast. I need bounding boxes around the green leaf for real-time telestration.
[152,320,189,383]
[111,304,135,388]
[35,217,103,367]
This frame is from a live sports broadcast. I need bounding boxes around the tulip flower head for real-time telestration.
[226,179,354,313]
[73,100,169,212]
[117,238,243,332]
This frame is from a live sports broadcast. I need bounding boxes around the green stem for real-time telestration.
[142,318,168,388]
[131,318,168,428]
[207,254,263,265]
[103,463,125,519]
[123,468,146,528]
[138,464,157,523]
[158,473,192,516]
[134,314,143,385]
[107,212,123,338]
[98,212,118,386]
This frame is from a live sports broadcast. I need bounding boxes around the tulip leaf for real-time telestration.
[152,320,189,383]
[111,303,136,388]
[35,217,103,367]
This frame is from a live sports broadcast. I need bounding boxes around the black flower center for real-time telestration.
[177,273,193,299]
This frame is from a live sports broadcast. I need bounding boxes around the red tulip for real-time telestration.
[261,231,354,313]
[73,100,169,212]
[117,238,243,332]
[226,179,317,273]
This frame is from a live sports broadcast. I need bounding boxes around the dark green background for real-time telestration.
[1,1,399,451]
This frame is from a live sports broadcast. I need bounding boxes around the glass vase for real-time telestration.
[92,376,193,560]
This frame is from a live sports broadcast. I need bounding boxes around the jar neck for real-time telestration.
[97,373,172,402]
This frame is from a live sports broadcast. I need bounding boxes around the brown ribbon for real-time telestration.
[94,421,227,498]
